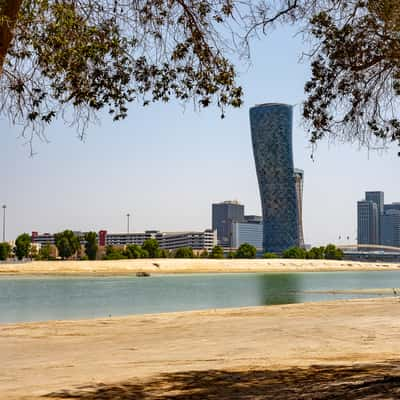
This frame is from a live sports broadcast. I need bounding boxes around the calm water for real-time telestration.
[0,271,399,323]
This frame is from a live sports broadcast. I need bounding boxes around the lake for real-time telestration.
[0,271,399,323]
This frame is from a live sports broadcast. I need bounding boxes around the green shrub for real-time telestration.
[282,247,307,259]
[235,243,257,259]
[174,247,194,258]
[209,245,224,259]
[263,252,278,259]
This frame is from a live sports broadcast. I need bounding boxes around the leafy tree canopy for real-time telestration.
[199,249,209,258]
[14,233,31,260]
[263,252,278,259]
[324,244,344,260]
[124,244,147,259]
[235,243,257,259]
[1,0,399,153]
[38,244,53,260]
[282,244,344,260]
[283,246,307,259]
[142,238,160,258]
[174,246,194,258]
[54,230,81,259]
[103,245,127,260]
[159,248,171,258]
[306,246,325,259]
[209,245,224,259]
[0,242,11,260]
[84,231,98,260]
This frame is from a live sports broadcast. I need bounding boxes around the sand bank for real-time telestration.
[1,258,400,275]
[1,297,400,399]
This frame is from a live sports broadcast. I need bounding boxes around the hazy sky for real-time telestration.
[1,26,398,246]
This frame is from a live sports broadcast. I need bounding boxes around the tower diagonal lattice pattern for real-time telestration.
[250,103,303,253]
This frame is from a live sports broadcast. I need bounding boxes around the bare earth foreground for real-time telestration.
[1,297,400,399]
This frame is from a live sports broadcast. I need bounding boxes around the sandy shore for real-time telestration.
[1,258,400,275]
[1,297,400,399]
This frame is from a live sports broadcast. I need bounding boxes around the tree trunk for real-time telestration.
[0,0,23,74]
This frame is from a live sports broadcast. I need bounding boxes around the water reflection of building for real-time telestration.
[249,103,303,253]
[256,273,301,306]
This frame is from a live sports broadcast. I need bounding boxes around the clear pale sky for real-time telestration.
[1,26,398,246]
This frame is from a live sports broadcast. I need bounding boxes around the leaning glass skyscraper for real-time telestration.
[249,103,303,253]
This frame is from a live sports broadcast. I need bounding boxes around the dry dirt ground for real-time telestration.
[1,298,400,399]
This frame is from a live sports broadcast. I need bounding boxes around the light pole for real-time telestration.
[2,205,6,242]
[127,213,130,233]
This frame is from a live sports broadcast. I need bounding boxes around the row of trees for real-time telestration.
[0,231,343,261]
[103,241,257,260]
[0,233,32,261]
[0,230,99,261]
[263,244,344,260]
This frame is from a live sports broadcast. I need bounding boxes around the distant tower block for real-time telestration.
[249,103,302,253]
[294,168,305,248]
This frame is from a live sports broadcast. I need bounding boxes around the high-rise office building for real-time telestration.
[231,221,263,250]
[357,200,379,245]
[294,168,305,248]
[384,203,400,213]
[212,201,244,247]
[366,191,384,243]
[381,210,400,247]
[249,103,303,253]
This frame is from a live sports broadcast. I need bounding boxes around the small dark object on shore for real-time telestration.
[153,263,160,268]
[136,271,151,277]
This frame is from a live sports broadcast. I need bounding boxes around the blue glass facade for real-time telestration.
[249,103,301,253]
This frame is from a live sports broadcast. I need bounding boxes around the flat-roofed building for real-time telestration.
[231,221,263,250]
[32,229,217,252]
[105,230,216,251]
[31,231,87,245]
[366,191,384,243]
[212,200,244,248]
[381,210,400,247]
[357,200,379,245]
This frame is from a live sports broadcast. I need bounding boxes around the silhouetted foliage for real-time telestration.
[1,1,399,153]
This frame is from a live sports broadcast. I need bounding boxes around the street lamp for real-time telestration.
[2,205,6,242]
[126,213,130,233]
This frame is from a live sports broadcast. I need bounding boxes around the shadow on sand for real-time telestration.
[44,362,400,400]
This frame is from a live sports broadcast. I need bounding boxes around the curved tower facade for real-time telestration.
[249,103,302,253]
